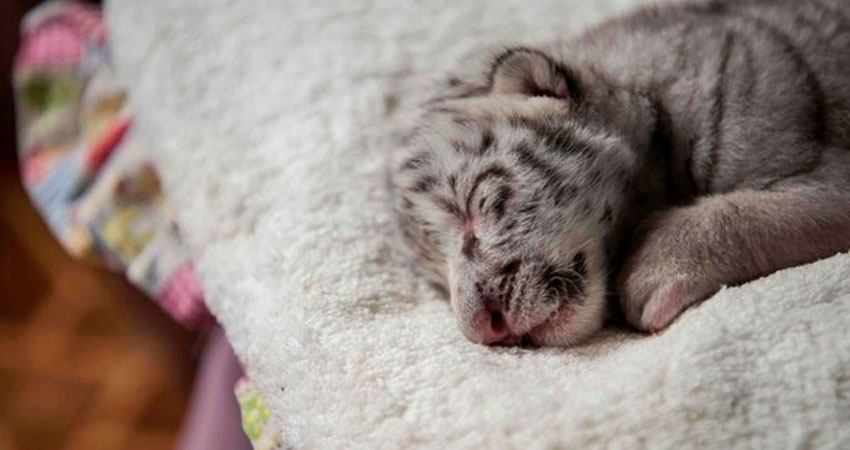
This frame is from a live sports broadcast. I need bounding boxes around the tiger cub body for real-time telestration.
[390,0,850,346]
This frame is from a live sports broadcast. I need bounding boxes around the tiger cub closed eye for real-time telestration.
[390,0,850,347]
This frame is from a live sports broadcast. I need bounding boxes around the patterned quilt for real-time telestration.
[13,2,278,448]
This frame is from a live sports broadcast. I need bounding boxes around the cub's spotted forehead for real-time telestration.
[400,118,617,214]
[392,107,636,261]
[400,110,629,193]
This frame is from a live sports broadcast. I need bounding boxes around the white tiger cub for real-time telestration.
[390,0,850,346]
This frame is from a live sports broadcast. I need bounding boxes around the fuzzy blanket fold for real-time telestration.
[107,0,850,447]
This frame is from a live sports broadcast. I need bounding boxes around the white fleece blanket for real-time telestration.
[107,0,850,448]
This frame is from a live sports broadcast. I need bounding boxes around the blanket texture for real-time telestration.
[107,0,850,448]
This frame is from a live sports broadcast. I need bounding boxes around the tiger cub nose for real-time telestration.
[475,308,513,345]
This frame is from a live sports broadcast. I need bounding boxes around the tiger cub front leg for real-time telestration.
[618,186,850,332]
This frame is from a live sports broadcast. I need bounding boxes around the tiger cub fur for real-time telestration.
[390,0,850,346]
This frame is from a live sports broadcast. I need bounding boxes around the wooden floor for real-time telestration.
[0,161,197,450]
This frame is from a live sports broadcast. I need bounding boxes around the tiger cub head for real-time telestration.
[391,47,658,346]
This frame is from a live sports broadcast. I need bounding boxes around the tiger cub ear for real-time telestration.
[489,48,580,102]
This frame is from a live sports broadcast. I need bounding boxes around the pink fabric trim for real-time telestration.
[158,262,214,329]
[17,21,84,69]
